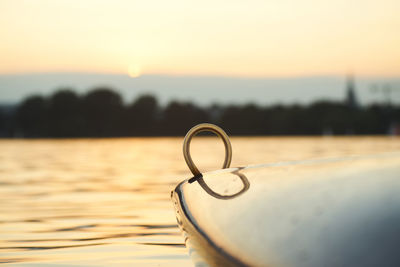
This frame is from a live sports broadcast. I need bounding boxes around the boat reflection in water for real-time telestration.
[172,125,400,267]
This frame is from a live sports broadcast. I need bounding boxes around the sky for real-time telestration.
[0,0,400,106]
[0,0,399,77]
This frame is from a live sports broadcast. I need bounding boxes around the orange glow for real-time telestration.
[0,0,399,77]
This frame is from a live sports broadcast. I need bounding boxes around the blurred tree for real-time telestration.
[126,95,159,136]
[353,108,380,134]
[265,105,294,135]
[48,89,82,137]
[5,87,400,138]
[364,105,392,134]
[219,104,265,135]
[0,106,16,137]
[0,108,5,136]
[306,101,351,135]
[281,105,309,135]
[16,95,48,137]
[82,88,124,137]
[161,101,209,135]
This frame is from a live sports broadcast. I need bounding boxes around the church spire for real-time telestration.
[346,74,358,109]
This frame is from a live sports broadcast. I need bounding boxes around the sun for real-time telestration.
[128,64,142,78]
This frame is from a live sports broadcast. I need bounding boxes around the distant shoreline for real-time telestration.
[1,87,399,138]
[1,72,400,106]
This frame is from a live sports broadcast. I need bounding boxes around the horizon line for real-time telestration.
[1,71,400,80]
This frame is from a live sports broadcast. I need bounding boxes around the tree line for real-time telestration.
[0,87,399,137]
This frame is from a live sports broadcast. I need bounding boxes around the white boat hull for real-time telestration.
[172,153,400,266]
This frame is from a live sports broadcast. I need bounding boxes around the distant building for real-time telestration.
[345,74,358,109]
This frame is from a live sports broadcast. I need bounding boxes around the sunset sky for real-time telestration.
[1,0,399,77]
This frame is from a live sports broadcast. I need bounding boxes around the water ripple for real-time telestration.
[0,243,106,251]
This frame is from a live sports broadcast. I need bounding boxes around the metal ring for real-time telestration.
[183,123,232,176]
[196,169,249,200]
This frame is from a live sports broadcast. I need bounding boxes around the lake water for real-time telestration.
[1,137,400,266]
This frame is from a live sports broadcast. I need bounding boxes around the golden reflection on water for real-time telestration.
[0,137,399,265]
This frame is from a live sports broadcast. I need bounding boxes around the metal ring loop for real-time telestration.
[183,123,232,176]
[196,170,249,200]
